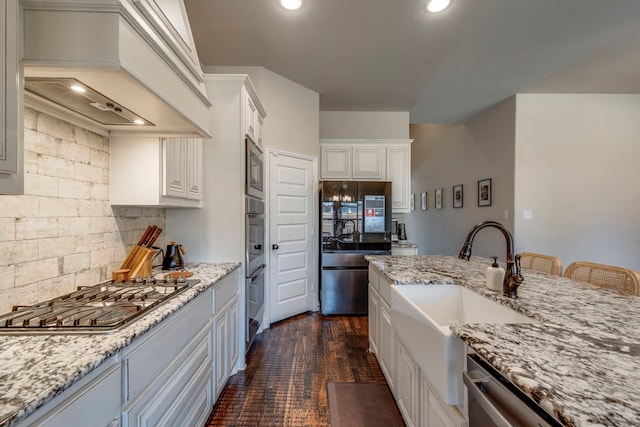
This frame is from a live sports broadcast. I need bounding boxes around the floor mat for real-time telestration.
[327,382,405,427]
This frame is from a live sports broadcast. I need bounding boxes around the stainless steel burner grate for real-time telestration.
[0,278,200,334]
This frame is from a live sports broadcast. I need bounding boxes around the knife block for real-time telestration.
[119,246,156,279]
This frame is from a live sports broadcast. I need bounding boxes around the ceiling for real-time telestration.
[184,0,640,124]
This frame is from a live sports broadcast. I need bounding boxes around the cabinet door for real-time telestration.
[396,339,419,427]
[245,94,257,140]
[353,145,384,180]
[0,0,23,195]
[321,146,351,179]
[256,114,264,146]
[368,283,380,355]
[163,137,188,198]
[214,309,229,397]
[186,138,203,200]
[386,145,411,213]
[227,295,240,375]
[379,298,394,390]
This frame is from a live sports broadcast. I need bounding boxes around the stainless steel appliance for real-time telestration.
[320,181,392,315]
[464,354,562,427]
[245,197,266,350]
[245,139,264,200]
[0,277,200,334]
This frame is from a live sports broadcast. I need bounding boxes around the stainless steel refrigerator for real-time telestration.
[320,181,392,315]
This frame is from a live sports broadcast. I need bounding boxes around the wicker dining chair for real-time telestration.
[519,252,563,276]
[564,261,640,296]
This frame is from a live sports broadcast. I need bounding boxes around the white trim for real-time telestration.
[320,138,414,145]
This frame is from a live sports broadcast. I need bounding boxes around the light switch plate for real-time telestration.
[523,210,533,220]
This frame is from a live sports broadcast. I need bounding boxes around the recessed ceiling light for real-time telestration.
[281,0,302,10]
[427,0,451,13]
[133,119,145,125]
[70,84,86,93]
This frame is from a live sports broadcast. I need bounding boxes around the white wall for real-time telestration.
[320,111,410,139]
[407,97,516,261]
[206,66,320,157]
[514,94,640,271]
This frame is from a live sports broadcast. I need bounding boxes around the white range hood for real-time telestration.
[21,0,211,137]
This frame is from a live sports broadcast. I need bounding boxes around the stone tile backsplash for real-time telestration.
[0,108,166,313]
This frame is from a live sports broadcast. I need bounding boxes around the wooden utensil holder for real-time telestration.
[118,245,156,279]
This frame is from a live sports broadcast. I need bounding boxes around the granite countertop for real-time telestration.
[0,262,240,427]
[366,255,640,427]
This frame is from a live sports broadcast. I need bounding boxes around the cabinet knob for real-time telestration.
[254,244,262,250]
[272,244,279,250]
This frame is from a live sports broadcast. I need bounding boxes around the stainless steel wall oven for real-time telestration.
[245,197,265,351]
[245,138,264,200]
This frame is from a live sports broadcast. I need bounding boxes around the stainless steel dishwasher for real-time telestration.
[464,354,562,427]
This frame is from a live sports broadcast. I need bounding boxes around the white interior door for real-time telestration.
[268,150,316,323]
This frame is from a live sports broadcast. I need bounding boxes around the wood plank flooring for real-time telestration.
[205,312,388,426]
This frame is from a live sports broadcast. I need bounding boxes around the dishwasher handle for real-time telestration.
[463,370,514,427]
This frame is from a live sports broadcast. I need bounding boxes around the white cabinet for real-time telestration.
[421,374,468,427]
[0,0,23,195]
[244,88,266,146]
[212,270,241,399]
[163,137,203,200]
[368,265,395,390]
[396,338,419,427]
[320,139,412,213]
[14,359,121,427]
[110,136,203,207]
[321,145,351,179]
[386,144,411,212]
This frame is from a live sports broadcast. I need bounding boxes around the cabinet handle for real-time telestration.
[254,244,262,250]
[272,244,279,250]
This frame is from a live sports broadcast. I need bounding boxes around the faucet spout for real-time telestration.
[458,221,524,298]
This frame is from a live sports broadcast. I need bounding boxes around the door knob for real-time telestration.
[272,244,279,250]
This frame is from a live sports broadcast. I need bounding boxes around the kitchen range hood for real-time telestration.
[21,0,212,137]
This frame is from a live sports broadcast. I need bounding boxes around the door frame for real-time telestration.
[264,147,319,330]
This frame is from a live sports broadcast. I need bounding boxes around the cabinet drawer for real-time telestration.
[124,332,211,427]
[379,274,393,305]
[214,271,239,312]
[368,265,380,292]
[124,290,211,398]
[23,362,121,427]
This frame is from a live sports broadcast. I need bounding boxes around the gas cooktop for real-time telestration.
[0,277,200,335]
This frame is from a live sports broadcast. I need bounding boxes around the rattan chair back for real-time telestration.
[519,252,563,276]
[564,261,640,296]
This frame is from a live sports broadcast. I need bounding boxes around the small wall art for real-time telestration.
[421,192,427,210]
[435,188,443,210]
[478,178,492,207]
[453,184,463,208]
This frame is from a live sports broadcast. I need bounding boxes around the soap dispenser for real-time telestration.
[486,256,504,292]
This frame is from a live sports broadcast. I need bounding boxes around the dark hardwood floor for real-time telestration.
[205,312,387,426]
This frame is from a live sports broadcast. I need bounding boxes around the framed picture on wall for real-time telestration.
[453,185,463,208]
[478,178,492,207]
[435,188,443,210]
[421,192,427,210]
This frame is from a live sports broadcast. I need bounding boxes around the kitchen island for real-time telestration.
[0,262,239,427]
[366,255,640,427]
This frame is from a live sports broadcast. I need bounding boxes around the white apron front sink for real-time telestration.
[390,284,537,405]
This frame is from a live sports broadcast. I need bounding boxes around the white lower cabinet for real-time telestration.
[368,263,468,427]
[15,359,121,427]
[14,271,242,427]
[396,338,419,427]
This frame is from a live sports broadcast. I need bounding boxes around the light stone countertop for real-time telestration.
[0,262,240,427]
[365,255,640,427]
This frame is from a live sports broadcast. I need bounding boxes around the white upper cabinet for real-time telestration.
[321,146,351,179]
[386,144,411,213]
[320,139,413,213]
[110,136,203,208]
[0,0,23,195]
[353,145,384,180]
[244,90,266,146]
